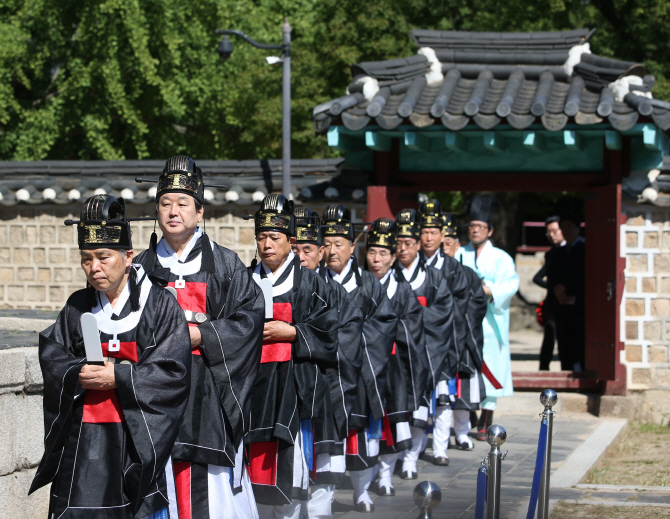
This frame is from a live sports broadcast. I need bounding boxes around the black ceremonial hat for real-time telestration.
[156,155,204,205]
[255,194,295,236]
[418,199,442,229]
[442,213,458,237]
[469,195,497,226]
[76,195,132,250]
[395,208,420,240]
[294,207,322,245]
[322,204,355,242]
[366,218,396,251]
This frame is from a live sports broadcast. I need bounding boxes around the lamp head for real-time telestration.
[217,36,233,60]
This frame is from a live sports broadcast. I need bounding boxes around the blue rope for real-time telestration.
[475,467,487,519]
[526,421,548,519]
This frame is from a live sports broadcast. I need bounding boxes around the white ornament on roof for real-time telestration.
[16,188,31,201]
[120,188,135,199]
[347,76,379,101]
[563,43,591,76]
[418,47,444,86]
[609,75,653,103]
[43,188,57,200]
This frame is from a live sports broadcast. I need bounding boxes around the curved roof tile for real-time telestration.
[313,29,670,134]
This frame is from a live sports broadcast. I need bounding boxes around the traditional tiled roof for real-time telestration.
[0,159,363,205]
[313,29,670,134]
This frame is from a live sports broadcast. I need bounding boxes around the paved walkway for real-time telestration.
[331,411,603,519]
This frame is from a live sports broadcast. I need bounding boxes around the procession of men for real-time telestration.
[30,156,517,519]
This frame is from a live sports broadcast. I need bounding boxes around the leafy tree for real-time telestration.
[0,0,669,161]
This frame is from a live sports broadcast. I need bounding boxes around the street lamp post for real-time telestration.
[215,19,292,198]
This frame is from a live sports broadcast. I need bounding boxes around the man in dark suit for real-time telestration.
[533,216,564,370]
[553,213,585,372]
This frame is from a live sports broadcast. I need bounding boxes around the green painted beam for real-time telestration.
[564,130,582,151]
[605,131,621,151]
[483,132,504,153]
[404,132,447,152]
[445,132,465,152]
[522,131,543,153]
[365,131,391,152]
[327,127,362,152]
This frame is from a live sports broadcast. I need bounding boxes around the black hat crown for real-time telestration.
[294,207,322,244]
[255,194,295,236]
[395,208,420,239]
[366,217,396,250]
[322,204,355,242]
[77,194,132,250]
[156,155,204,205]
[469,195,497,226]
[441,213,458,237]
[419,199,443,229]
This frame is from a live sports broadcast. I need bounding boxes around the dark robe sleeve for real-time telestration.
[114,287,192,513]
[327,280,364,438]
[29,297,88,494]
[441,258,469,382]
[197,251,265,447]
[423,268,455,389]
[358,271,398,421]
[533,263,548,289]
[393,282,430,412]
[291,269,340,366]
[462,266,488,373]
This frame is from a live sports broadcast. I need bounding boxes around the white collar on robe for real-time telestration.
[326,258,358,293]
[253,251,295,297]
[402,254,426,291]
[423,250,443,270]
[93,265,152,337]
[380,268,397,300]
[156,227,204,276]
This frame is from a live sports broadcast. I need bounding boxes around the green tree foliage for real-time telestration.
[0,0,669,161]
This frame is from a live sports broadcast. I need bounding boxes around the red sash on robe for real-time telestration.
[261,302,293,363]
[168,281,207,355]
[82,341,138,423]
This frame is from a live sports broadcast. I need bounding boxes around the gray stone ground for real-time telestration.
[329,412,602,519]
[0,310,56,350]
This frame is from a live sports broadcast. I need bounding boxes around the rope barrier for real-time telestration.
[475,466,487,519]
[526,421,548,519]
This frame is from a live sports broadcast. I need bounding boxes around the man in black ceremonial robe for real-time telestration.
[365,218,429,498]
[394,209,455,473]
[292,207,364,518]
[30,194,191,519]
[442,215,488,448]
[246,195,339,519]
[322,204,397,513]
[419,201,478,451]
[135,156,264,518]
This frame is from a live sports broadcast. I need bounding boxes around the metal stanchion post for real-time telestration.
[485,424,508,519]
[537,389,557,519]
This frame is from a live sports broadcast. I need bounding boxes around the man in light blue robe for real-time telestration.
[455,195,519,440]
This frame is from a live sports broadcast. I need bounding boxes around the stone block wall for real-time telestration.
[0,202,365,310]
[620,201,670,421]
[0,347,48,519]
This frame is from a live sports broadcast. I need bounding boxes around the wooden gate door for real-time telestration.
[584,183,626,394]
